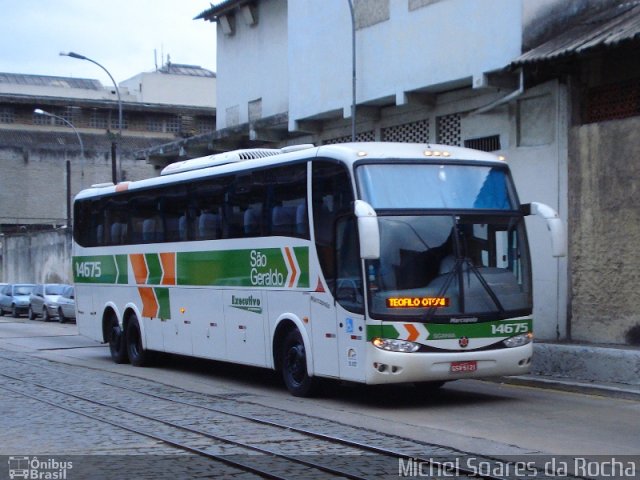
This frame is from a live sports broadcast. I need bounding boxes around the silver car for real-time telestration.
[28,284,68,322]
[54,285,76,323]
[0,284,36,317]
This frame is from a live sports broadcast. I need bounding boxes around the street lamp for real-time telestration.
[347,0,356,142]
[34,108,84,228]
[60,51,121,184]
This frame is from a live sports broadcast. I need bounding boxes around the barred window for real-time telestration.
[146,116,164,132]
[90,110,108,129]
[110,113,128,130]
[166,115,181,133]
[197,117,215,134]
[0,107,15,124]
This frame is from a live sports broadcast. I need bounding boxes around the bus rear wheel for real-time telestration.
[126,315,150,367]
[281,329,317,397]
[107,315,128,364]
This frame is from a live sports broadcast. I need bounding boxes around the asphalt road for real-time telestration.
[1,317,638,460]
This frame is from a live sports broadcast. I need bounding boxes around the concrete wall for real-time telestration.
[569,116,640,345]
[288,0,522,126]
[0,146,158,227]
[120,73,216,108]
[2,230,72,284]
[506,80,569,341]
[215,0,288,129]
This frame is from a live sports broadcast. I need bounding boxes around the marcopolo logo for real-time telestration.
[8,456,73,479]
[231,295,263,314]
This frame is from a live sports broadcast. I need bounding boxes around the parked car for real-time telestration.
[0,284,36,317]
[54,285,76,323]
[28,284,69,322]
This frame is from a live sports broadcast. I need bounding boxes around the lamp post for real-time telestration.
[60,51,121,184]
[34,108,84,228]
[347,0,356,142]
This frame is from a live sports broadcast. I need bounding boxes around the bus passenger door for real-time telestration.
[334,216,367,382]
[224,290,266,367]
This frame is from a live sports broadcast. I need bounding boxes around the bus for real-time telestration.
[72,142,565,396]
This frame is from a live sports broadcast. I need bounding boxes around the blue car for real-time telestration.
[0,284,36,317]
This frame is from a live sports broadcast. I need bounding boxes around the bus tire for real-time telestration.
[107,314,128,364]
[281,328,317,397]
[126,315,149,367]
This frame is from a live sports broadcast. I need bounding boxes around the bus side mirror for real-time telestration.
[354,200,380,260]
[521,202,567,257]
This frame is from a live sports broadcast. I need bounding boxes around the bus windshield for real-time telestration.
[356,163,530,321]
[365,214,532,321]
[357,163,516,210]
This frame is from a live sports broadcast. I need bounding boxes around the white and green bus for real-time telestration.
[73,142,565,396]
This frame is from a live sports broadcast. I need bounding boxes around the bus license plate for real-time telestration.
[450,361,477,373]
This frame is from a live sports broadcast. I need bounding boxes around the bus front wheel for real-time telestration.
[126,315,150,367]
[107,315,128,364]
[281,329,317,397]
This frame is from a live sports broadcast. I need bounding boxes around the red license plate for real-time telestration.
[450,361,477,373]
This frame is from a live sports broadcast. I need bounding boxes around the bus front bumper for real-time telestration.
[365,342,533,385]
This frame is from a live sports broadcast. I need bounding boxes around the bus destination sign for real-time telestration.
[386,297,450,308]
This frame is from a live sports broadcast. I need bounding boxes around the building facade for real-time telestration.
[0,65,216,234]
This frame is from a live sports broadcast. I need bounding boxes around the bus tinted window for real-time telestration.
[73,161,310,247]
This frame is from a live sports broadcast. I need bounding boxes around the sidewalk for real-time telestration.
[498,342,640,400]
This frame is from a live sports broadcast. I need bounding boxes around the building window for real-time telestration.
[0,107,15,124]
[33,111,50,125]
[354,0,389,29]
[197,117,215,134]
[584,78,640,124]
[110,115,128,130]
[90,110,108,129]
[464,135,501,152]
[166,115,180,133]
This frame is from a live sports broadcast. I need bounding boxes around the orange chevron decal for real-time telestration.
[159,252,176,285]
[405,324,420,342]
[284,247,298,288]
[138,287,158,318]
[130,254,148,285]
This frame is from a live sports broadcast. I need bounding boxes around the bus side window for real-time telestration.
[335,216,364,313]
[312,160,355,290]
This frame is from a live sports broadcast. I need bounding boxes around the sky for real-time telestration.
[0,0,218,86]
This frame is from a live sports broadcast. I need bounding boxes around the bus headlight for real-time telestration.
[372,337,420,353]
[503,333,533,348]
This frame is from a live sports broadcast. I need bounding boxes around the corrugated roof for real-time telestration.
[0,72,103,90]
[195,0,252,21]
[514,3,640,66]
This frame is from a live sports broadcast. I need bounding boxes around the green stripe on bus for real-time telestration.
[73,255,128,284]
[176,247,309,288]
[366,318,532,341]
[145,253,162,285]
[155,287,171,319]
[293,247,309,288]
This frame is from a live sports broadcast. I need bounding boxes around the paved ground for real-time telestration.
[0,316,639,480]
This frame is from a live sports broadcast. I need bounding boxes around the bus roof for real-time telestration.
[75,142,506,200]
